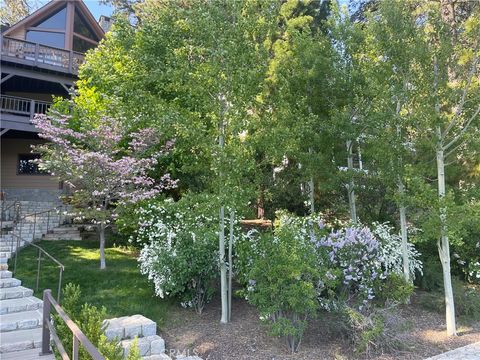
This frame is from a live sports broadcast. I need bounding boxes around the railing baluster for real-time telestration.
[57,266,63,304]
[30,99,35,119]
[36,249,42,292]
[73,335,79,360]
[41,290,53,355]
[33,212,37,240]
[47,210,50,233]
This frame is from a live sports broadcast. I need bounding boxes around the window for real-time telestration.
[73,36,96,53]
[26,31,65,48]
[34,7,67,30]
[74,10,99,41]
[18,154,46,175]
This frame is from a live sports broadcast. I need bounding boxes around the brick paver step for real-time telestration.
[0,297,43,315]
[0,286,34,300]
[0,327,43,353]
[0,277,21,288]
[0,309,43,332]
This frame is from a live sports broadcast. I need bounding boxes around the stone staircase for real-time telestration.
[42,225,82,241]
[104,315,203,360]
[0,255,51,359]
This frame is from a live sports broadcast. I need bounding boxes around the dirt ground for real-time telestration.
[161,291,480,360]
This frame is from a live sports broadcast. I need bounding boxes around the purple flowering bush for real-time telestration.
[313,226,387,310]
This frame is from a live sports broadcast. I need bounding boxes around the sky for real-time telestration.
[82,1,114,21]
[34,0,114,21]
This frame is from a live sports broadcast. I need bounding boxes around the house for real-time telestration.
[1,0,106,204]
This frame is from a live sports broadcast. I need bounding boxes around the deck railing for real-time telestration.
[0,95,51,118]
[1,36,85,74]
[42,289,105,359]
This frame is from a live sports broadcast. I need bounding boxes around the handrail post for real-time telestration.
[57,267,63,304]
[73,335,79,360]
[69,50,73,73]
[34,42,40,66]
[13,234,19,276]
[36,249,42,292]
[33,212,37,240]
[41,290,53,355]
[30,99,35,119]
[47,210,50,233]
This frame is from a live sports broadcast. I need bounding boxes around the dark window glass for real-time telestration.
[73,36,96,53]
[74,10,99,41]
[34,7,67,30]
[18,154,46,175]
[26,30,65,48]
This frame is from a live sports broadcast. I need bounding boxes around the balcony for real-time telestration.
[0,95,51,132]
[1,37,85,75]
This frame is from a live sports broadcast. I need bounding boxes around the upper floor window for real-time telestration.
[18,154,46,175]
[34,6,67,30]
[74,10,99,42]
[26,31,65,49]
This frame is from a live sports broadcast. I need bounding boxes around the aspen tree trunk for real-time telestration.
[218,97,228,324]
[219,206,228,323]
[346,140,357,223]
[436,127,456,336]
[398,179,410,282]
[228,211,234,322]
[99,222,106,270]
[308,148,315,214]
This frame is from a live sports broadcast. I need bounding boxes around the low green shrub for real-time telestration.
[338,305,406,355]
[374,273,414,305]
[241,230,320,353]
[54,283,140,360]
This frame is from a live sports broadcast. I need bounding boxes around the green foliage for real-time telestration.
[374,273,414,305]
[54,283,139,360]
[240,229,320,353]
[418,279,480,322]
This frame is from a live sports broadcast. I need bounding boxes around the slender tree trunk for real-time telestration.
[308,177,315,214]
[398,179,410,282]
[436,127,456,336]
[219,206,228,323]
[218,96,228,324]
[99,222,106,270]
[346,140,357,223]
[228,211,234,322]
[308,148,315,214]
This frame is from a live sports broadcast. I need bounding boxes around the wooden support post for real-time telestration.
[40,290,53,355]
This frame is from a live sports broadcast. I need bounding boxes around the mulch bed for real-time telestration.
[161,291,480,360]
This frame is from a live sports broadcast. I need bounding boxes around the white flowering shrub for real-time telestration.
[134,194,222,314]
[372,222,423,280]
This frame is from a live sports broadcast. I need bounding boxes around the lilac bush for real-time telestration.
[313,225,387,310]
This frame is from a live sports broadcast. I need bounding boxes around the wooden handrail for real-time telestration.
[11,233,64,303]
[42,289,105,360]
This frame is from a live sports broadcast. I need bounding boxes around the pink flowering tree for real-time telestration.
[31,112,176,269]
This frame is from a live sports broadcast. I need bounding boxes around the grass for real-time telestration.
[9,238,174,327]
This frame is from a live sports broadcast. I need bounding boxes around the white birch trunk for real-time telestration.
[99,222,106,270]
[228,211,234,322]
[309,177,315,214]
[219,206,228,323]
[346,140,357,224]
[218,96,229,324]
[436,127,456,336]
[398,179,410,282]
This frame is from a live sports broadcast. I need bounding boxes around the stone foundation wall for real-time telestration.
[2,188,63,202]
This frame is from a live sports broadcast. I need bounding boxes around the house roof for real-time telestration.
[2,0,104,40]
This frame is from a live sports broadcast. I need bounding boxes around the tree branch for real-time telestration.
[443,104,480,151]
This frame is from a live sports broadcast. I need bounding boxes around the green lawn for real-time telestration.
[10,239,174,327]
